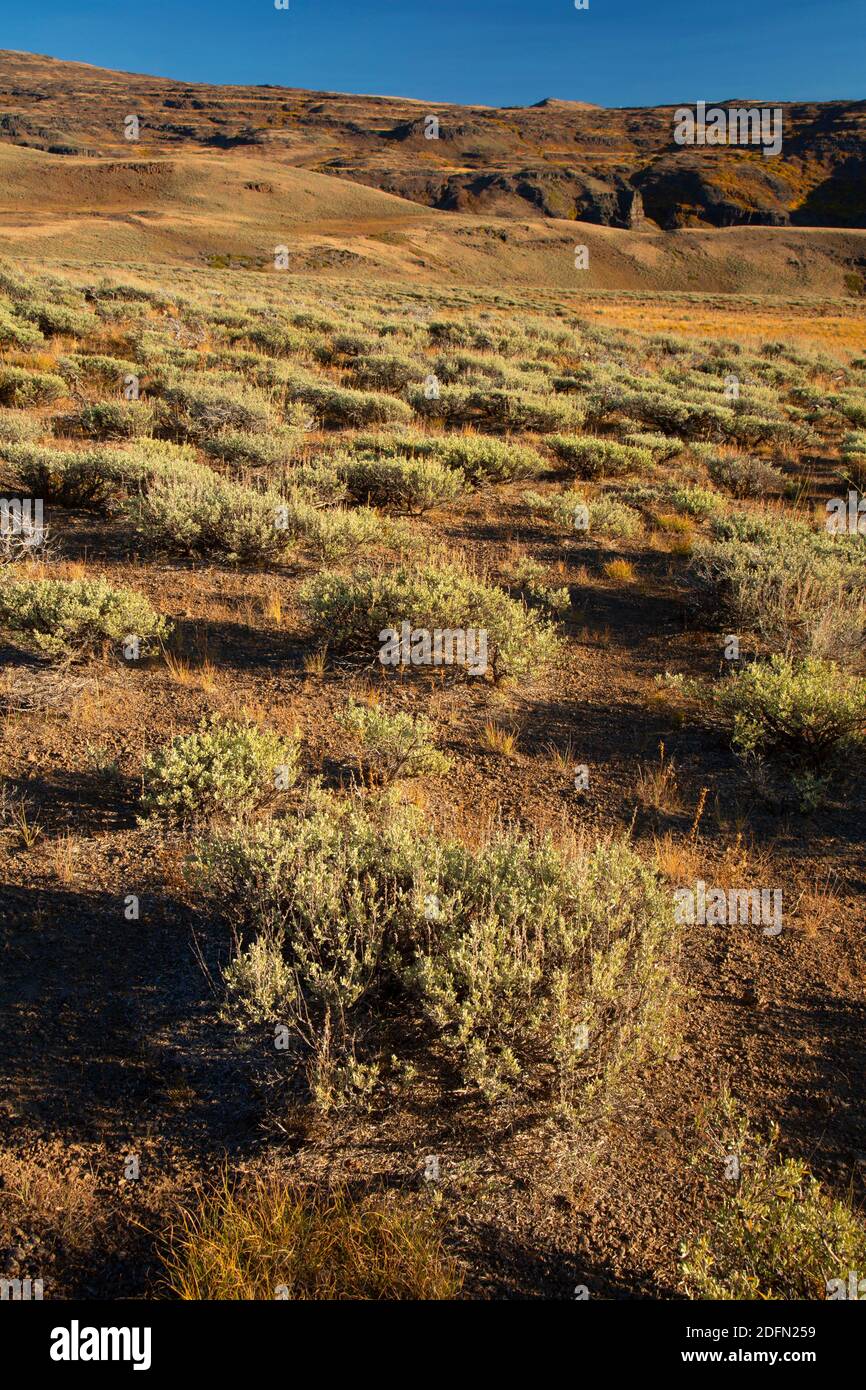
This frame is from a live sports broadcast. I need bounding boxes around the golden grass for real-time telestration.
[303,647,329,678]
[162,1172,462,1301]
[603,558,636,584]
[634,742,682,815]
[655,512,695,535]
[479,721,519,758]
[544,738,575,775]
[163,651,219,693]
[652,831,702,884]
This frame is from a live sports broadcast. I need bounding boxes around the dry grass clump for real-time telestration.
[162,1172,462,1300]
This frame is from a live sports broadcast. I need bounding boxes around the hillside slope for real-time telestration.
[1,49,865,231]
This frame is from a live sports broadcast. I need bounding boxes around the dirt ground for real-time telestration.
[2,344,865,1298]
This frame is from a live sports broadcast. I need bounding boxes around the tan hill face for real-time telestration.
[1,48,865,230]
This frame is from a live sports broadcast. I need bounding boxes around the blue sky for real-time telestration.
[1,0,863,106]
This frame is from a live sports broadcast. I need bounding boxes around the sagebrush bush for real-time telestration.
[163,1173,462,1300]
[691,515,866,666]
[549,435,652,479]
[2,441,176,508]
[841,431,866,488]
[352,352,425,392]
[706,451,786,498]
[0,366,67,408]
[408,383,583,434]
[142,716,300,825]
[336,701,451,782]
[666,484,725,520]
[130,470,295,563]
[354,432,544,486]
[157,377,273,440]
[513,556,571,613]
[0,575,169,660]
[200,426,301,472]
[189,794,677,1112]
[299,562,557,682]
[21,300,96,339]
[624,431,684,462]
[278,495,410,561]
[0,305,45,350]
[336,454,464,514]
[296,382,413,429]
[63,400,154,440]
[0,409,42,444]
[57,353,139,388]
[682,1093,866,1299]
[695,655,866,808]
[524,489,642,540]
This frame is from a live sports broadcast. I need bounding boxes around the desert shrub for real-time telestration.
[63,400,154,440]
[429,435,544,484]
[142,716,300,826]
[729,414,813,450]
[0,575,169,660]
[353,432,543,485]
[0,366,67,408]
[158,378,273,439]
[408,383,583,434]
[427,320,472,347]
[130,471,294,563]
[21,300,96,338]
[691,516,866,666]
[585,495,643,539]
[3,443,139,508]
[841,431,866,488]
[3,437,197,507]
[624,432,684,462]
[163,1173,462,1300]
[315,330,378,364]
[336,701,451,782]
[548,435,652,479]
[282,461,348,508]
[706,452,785,499]
[200,427,300,472]
[190,797,418,1107]
[830,392,866,428]
[0,305,45,350]
[298,383,413,429]
[513,557,571,614]
[190,796,677,1112]
[695,655,866,808]
[336,455,464,514]
[0,409,42,444]
[522,489,587,530]
[352,353,424,392]
[229,321,306,357]
[666,485,725,520]
[433,349,509,386]
[279,496,409,562]
[299,563,557,682]
[57,353,139,388]
[403,835,676,1105]
[608,385,734,440]
[681,1093,866,1299]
